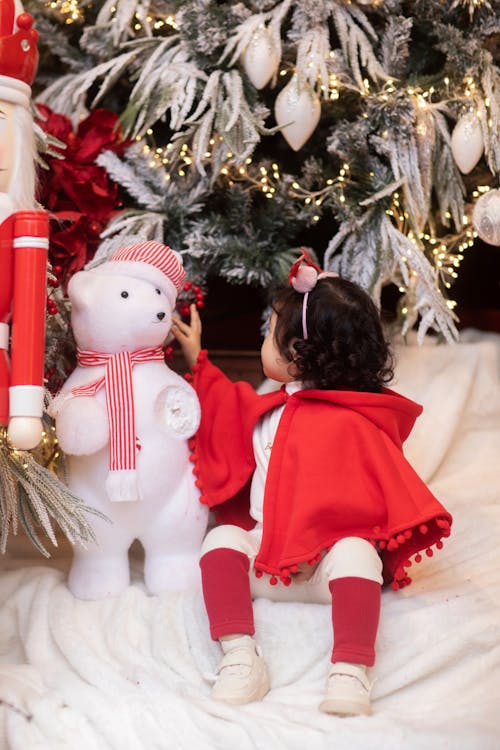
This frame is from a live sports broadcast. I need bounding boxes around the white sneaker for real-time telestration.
[319,662,372,716]
[211,636,270,705]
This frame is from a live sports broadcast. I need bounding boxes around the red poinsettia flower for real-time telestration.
[36,105,127,288]
[48,212,109,283]
[43,160,119,219]
[72,107,127,163]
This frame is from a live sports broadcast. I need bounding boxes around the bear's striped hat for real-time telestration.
[97,241,186,307]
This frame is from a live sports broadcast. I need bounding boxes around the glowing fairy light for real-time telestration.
[289,163,350,212]
[390,190,475,308]
[47,0,83,23]
[328,73,339,100]
[450,0,492,20]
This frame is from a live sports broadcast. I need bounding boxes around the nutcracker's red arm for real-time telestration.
[9,210,49,423]
[0,213,14,424]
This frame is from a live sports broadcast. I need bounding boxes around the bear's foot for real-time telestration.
[144,552,201,595]
[68,554,130,600]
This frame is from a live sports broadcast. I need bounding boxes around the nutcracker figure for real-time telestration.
[0,0,49,450]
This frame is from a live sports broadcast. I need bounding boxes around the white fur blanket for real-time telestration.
[1,329,499,750]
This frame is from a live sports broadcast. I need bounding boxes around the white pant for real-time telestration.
[201,525,383,605]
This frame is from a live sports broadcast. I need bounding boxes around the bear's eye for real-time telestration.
[121,291,129,299]
[155,288,161,295]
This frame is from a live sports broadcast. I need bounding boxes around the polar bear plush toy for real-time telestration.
[49,241,209,600]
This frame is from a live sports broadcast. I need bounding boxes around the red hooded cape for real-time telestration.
[188,351,452,589]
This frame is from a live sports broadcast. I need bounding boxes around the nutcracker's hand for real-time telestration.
[7,416,43,450]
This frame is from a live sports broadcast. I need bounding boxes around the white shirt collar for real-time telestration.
[285,380,303,395]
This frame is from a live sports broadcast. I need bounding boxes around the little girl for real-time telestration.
[173,251,452,716]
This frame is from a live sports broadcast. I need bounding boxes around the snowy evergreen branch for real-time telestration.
[90,210,167,266]
[26,13,91,76]
[97,147,165,209]
[450,0,492,20]
[31,0,500,351]
[0,428,104,557]
[182,69,275,175]
[379,15,413,79]
[480,55,500,174]
[384,119,431,235]
[430,107,465,230]
[296,27,331,95]
[183,213,299,288]
[96,0,153,44]
[176,1,247,68]
[324,216,394,300]
[219,0,292,87]
[331,4,387,89]
[380,216,458,342]
[122,37,205,136]
[37,49,142,119]
[324,211,458,342]
[220,12,272,67]
[288,0,335,32]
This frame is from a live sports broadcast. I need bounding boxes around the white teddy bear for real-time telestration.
[49,241,208,600]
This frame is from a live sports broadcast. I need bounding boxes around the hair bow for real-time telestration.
[288,249,338,339]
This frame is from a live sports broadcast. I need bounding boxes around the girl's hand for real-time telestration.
[171,304,202,370]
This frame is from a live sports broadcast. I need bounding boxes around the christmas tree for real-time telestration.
[28,0,500,365]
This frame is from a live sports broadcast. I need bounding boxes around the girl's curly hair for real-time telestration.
[271,277,394,392]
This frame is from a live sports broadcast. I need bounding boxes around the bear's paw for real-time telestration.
[56,396,109,455]
[155,385,201,438]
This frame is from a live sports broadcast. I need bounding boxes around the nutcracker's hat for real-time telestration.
[0,0,39,108]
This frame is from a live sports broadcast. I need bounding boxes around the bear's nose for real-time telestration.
[157,312,166,321]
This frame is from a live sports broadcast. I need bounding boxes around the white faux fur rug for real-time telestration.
[1,329,499,750]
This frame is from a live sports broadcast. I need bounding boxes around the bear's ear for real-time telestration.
[68,271,97,309]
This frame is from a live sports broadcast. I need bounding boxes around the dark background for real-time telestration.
[200,239,500,351]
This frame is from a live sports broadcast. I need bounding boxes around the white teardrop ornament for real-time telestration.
[451,113,484,174]
[472,189,500,246]
[274,74,321,151]
[241,25,278,90]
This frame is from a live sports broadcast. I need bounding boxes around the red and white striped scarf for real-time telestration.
[71,347,165,471]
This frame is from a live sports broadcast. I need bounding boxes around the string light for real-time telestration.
[450,0,492,20]
[219,161,282,199]
[289,163,350,206]
[389,192,476,308]
[107,5,178,32]
[328,73,339,100]
[132,54,474,322]
[464,76,476,98]
[46,0,83,24]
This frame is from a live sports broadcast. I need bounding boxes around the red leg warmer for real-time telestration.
[199,548,255,640]
[329,577,381,667]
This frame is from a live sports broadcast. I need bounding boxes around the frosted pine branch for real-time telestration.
[90,211,166,267]
[430,108,465,230]
[219,12,270,67]
[324,216,395,300]
[380,216,458,342]
[0,429,104,557]
[379,15,413,78]
[96,0,153,44]
[37,49,141,119]
[123,37,205,137]
[97,148,164,210]
[184,69,275,175]
[296,27,331,96]
[331,4,387,89]
[480,58,500,174]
